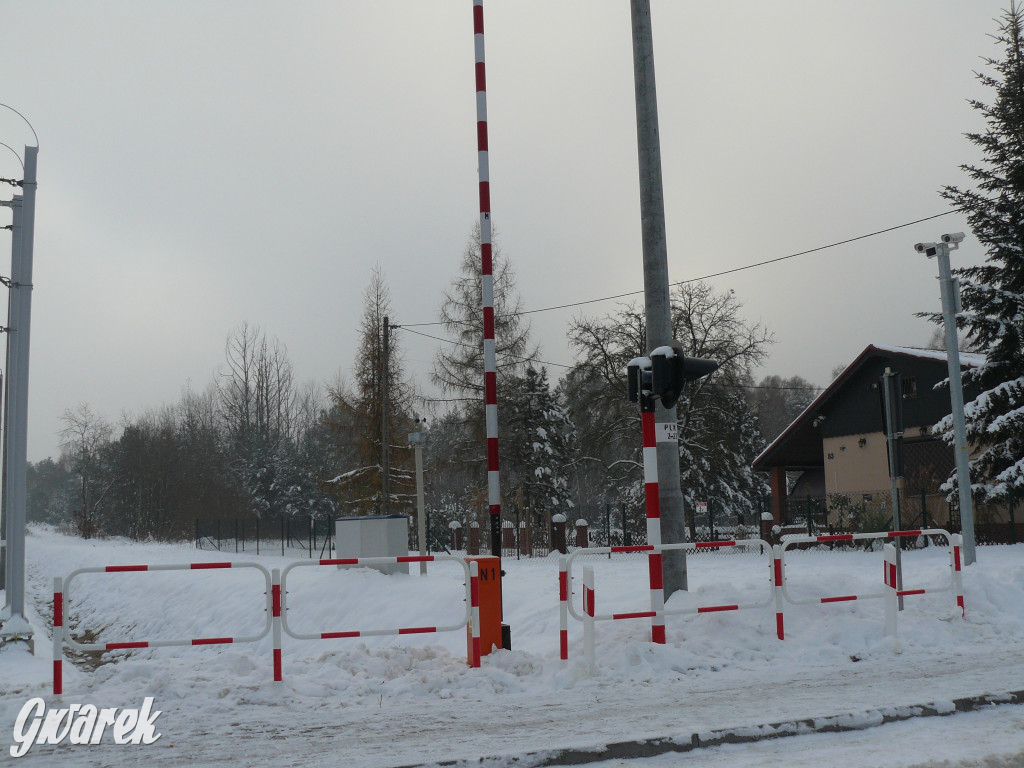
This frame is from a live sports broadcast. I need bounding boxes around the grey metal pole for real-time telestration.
[381,316,390,517]
[630,0,687,596]
[411,431,427,575]
[1,194,22,618]
[1,143,34,640]
[935,248,977,564]
[882,368,905,610]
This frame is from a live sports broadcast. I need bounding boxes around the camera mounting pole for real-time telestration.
[913,234,976,565]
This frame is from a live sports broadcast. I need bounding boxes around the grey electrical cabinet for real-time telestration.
[335,514,410,575]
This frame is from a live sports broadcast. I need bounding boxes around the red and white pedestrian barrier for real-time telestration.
[54,555,482,694]
[559,539,774,666]
[54,561,273,695]
[777,529,965,638]
[278,555,480,679]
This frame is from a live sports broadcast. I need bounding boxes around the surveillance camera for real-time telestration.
[915,242,939,257]
[941,232,965,244]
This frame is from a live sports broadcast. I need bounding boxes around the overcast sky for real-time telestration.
[0,1,1011,461]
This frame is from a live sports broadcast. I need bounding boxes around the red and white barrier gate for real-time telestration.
[54,561,272,695]
[559,539,774,668]
[278,555,480,680]
[777,529,965,639]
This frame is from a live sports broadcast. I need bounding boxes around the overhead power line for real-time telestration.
[394,212,955,392]
[398,211,957,329]
[395,324,824,391]
[395,325,574,370]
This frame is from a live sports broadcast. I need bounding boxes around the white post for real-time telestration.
[883,543,898,638]
[582,565,595,673]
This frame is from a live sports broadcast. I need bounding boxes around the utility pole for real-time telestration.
[630,0,687,595]
[380,315,390,517]
[1,143,36,645]
[1,197,21,604]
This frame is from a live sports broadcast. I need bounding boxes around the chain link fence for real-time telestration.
[195,516,336,559]
[194,487,1021,562]
[778,487,1022,546]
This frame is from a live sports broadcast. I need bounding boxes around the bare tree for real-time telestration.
[219,322,297,451]
[567,282,772,516]
[58,403,114,538]
[218,324,300,516]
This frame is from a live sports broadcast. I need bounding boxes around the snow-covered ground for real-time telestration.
[1,526,1023,767]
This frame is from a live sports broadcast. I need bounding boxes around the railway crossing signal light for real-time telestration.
[627,343,718,409]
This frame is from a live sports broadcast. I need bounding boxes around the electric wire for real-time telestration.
[398,211,957,329]
[394,325,823,392]
[393,213,957,394]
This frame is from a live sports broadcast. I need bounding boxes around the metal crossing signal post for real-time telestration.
[628,346,716,642]
[880,367,906,609]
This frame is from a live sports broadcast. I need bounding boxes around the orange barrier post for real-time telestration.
[465,555,502,658]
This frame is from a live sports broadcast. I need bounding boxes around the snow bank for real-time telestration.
[1,526,1023,767]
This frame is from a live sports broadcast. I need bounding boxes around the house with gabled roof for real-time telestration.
[752,344,985,529]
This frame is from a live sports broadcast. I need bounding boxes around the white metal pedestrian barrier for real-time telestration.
[53,555,480,695]
[276,555,480,681]
[560,531,967,670]
[560,539,775,670]
[54,561,272,695]
[777,529,966,632]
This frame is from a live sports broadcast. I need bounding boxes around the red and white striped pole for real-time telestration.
[772,544,785,640]
[641,405,666,644]
[473,0,502,557]
[883,543,898,637]
[469,561,481,667]
[52,576,63,696]
[952,533,965,617]
[558,556,569,661]
[272,568,282,683]
[582,565,596,672]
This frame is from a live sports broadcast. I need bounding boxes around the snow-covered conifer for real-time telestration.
[938,3,1024,498]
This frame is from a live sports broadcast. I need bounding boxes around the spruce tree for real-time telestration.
[940,2,1024,498]
[504,366,576,519]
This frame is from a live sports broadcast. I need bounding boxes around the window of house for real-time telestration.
[902,376,918,400]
